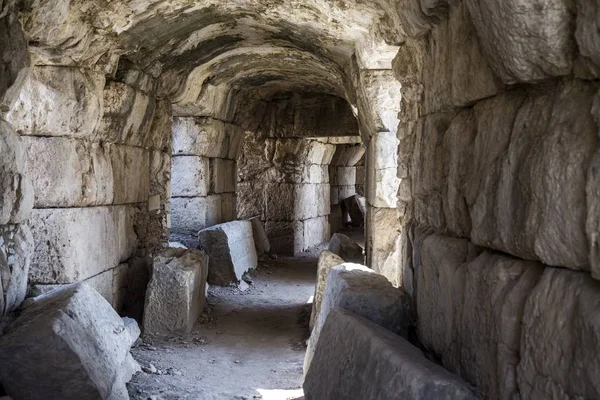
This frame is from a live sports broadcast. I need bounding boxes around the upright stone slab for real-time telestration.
[310,251,344,330]
[249,217,270,255]
[343,194,366,227]
[305,263,410,374]
[328,233,364,264]
[198,220,257,285]
[304,307,477,400]
[0,283,140,400]
[143,248,209,337]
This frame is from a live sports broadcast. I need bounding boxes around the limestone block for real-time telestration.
[112,263,129,312]
[6,66,104,138]
[302,164,328,184]
[173,117,243,159]
[367,132,400,208]
[336,167,356,186]
[143,248,208,337]
[328,233,363,264]
[305,264,410,374]
[0,120,33,224]
[366,207,402,285]
[0,12,30,112]
[517,268,600,399]
[316,184,331,217]
[303,216,330,250]
[0,224,33,315]
[220,193,237,223]
[171,156,210,197]
[198,221,257,285]
[265,221,304,256]
[0,283,139,400]
[304,307,477,400]
[111,144,150,204]
[28,206,137,284]
[357,70,402,137]
[343,195,366,227]
[83,269,114,306]
[236,181,263,219]
[249,217,270,255]
[338,185,356,203]
[306,141,336,165]
[264,183,296,221]
[355,165,365,185]
[330,145,365,167]
[170,197,208,235]
[574,0,600,77]
[465,0,573,84]
[205,195,223,227]
[210,158,236,194]
[147,99,173,152]
[310,251,344,330]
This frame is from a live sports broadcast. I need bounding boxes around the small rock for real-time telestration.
[142,364,158,374]
[239,280,250,292]
[234,360,240,364]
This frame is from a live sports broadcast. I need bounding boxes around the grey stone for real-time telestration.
[328,233,363,264]
[342,195,366,227]
[310,250,345,330]
[304,307,477,400]
[249,217,270,255]
[143,248,208,337]
[0,224,33,315]
[198,221,257,286]
[0,283,139,400]
[171,156,210,197]
[0,12,30,112]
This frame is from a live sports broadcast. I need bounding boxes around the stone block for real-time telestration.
[6,66,104,138]
[338,185,356,203]
[343,195,366,227]
[198,221,257,285]
[249,217,270,255]
[575,0,600,77]
[264,183,296,221]
[265,221,304,256]
[517,268,600,399]
[0,12,30,112]
[110,144,150,204]
[366,206,402,285]
[328,233,363,264]
[305,264,410,374]
[170,197,208,235]
[304,307,477,400]
[303,216,330,250]
[310,251,345,330]
[330,145,365,167]
[367,132,400,208]
[172,117,243,159]
[210,158,236,194]
[0,283,140,400]
[112,263,129,312]
[302,164,329,184]
[236,181,263,220]
[306,141,336,165]
[28,206,137,284]
[171,156,209,197]
[143,248,208,337]
[0,224,33,315]
[84,269,114,306]
[336,167,356,186]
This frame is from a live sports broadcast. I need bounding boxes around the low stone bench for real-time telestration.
[143,248,208,337]
[328,232,363,264]
[0,283,140,400]
[304,263,410,374]
[310,250,344,330]
[198,220,257,285]
[304,307,477,400]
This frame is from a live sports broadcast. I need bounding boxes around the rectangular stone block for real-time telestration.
[198,221,257,285]
[84,269,114,306]
[171,156,209,197]
[310,251,344,330]
[303,216,330,250]
[170,197,208,235]
[306,141,336,165]
[338,185,356,203]
[330,145,366,167]
[210,158,236,194]
[336,167,356,186]
[304,307,476,400]
[29,206,137,284]
[110,144,150,204]
[265,221,304,256]
[249,217,270,255]
[172,117,243,159]
[302,164,329,184]
[367,132,400,208]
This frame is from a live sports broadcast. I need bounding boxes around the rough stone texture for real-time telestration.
[343,195,366,227]
[143,248,208,337]
[367,131,400,208]
[0,11,30,113]
[173,117,244,159]
[171,156,209,197]
[304,307,477,400]
[328,233,364,264]
[366,206,403,286]
[0,283,139,400]
[0,224,33,315]
[28,206,137,284]
[310,250,345,330]
[517,268,600,399]
[171,195,235,236]
[305,263,410,374]
[198,221,257,286]
[574,0,600,78]
[249,217,270,255]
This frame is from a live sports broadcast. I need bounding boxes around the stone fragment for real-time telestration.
[517,268,600,400]
[310,251,344,330]
[0,224,33,315]
[342,195,366,227]
[304,307,477,400]
[305,263,410,374]
[0,283,140,400]
[143,248,208,337]
[328,233,363,264]
[249,217,270,255]
[198,221,257,285]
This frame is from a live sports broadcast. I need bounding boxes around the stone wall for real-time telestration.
[170,117,243,240]
[329,145,365,206]
[393,0,600,397]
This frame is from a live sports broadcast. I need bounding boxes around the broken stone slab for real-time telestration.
[328,233,364,264]
[198,220,258,286]
[305,263,411,374]
[342,195,366,227]
[249,217,270,255]
[0,283,140,400]
[304,307,477,400]
[143,248,208,337]
[310,251,344,331]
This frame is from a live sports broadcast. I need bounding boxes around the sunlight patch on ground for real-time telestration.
[256,388,304,400]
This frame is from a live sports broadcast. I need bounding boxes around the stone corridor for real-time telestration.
[1,0,600,399]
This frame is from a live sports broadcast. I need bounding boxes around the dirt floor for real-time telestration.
[127,254,318,400]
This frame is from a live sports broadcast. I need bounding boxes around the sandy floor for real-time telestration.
[127,255,317,400]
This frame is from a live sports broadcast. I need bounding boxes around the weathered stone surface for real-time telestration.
[343,195,366,227]
[367,132,400,208]
[0,12,30,112]
[265,221,304,256]
[249,217,270,255]
[305,263,410,373]
[0,283,139,400]
[574,0,600,77]
[367,206,402,285]
[170,197,209,235]
[304,307,477,400]
[173,117,244,159]
[310,251,345,330]
[0,224,33,315]
[465,0,574,84]
[336,167,356,186]
[171,156,210,197]
[28,206,137,284]
[304,216,330,250]
[198,221,257,285]
[0,120,33,225]
[6,66,104,138]
[328,233,363,264]
[143,248,208,337]
[210,158,236,194]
